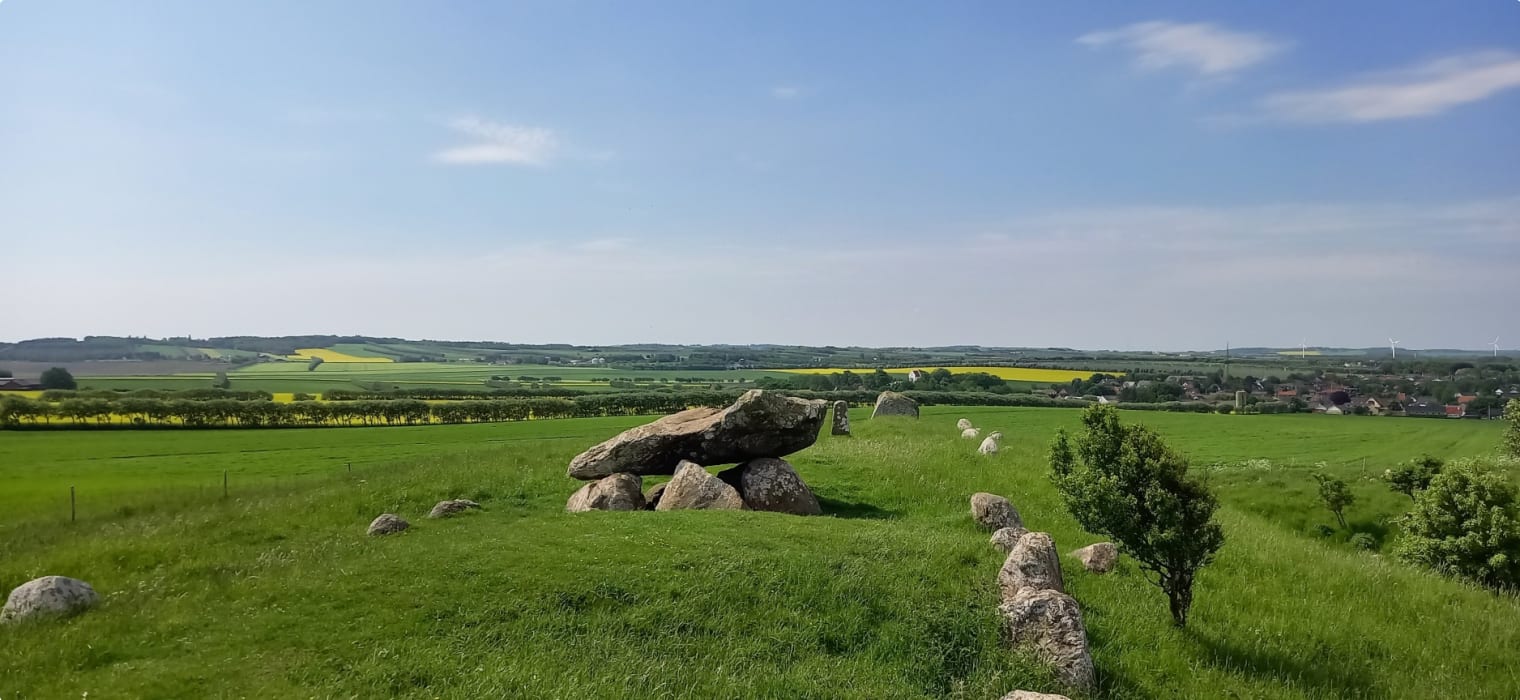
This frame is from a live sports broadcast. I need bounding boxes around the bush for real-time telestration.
[1313,472,1355,529]
[1383,455,1443,501]
[1349,532,1378,551]
[1050,405,1224,626]
[1394,461,1520,591]
[39,367,77,390]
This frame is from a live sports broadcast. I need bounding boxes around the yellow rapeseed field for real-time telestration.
[779,366,1116,383]
[288,348,393,364]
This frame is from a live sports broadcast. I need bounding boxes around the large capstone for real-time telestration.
[871,391,919,418]
[567,390,828,480]
[566,473,646,512]
[999,588,1095,691]
[831,400,851,436]
[718,457,821,515]
[1,576,99,623]
[656,461,744,511]
[998,532,1065,600]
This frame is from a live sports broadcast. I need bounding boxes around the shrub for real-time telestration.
[1505,399,1520,457]
[1050,405,1224,626]
[1349,532,1378,551]
[1394,461,1520,591]
[1383,455,1443,501]
[1313,472,1356,529]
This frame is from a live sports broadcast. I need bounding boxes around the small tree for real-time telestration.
[39,367,77,390]
[1313,472,1355,529]
[1505,399,1520,457]
[1394,462,1520,591]
[1050,405,1224,626]
[1383,455,1443,502]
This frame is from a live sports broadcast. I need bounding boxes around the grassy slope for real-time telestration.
[1,410,1517,698]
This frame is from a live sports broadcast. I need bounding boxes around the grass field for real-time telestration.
[780,367,1112,383]
[1,408,1515,698]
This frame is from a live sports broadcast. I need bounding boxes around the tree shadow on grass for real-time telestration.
[817,496,900,520]
[1185,630,1384,699]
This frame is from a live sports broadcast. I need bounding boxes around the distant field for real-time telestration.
[289,348,394,364]
[781,366,1111,383]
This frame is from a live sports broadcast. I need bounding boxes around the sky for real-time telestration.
[1,1,1517,351]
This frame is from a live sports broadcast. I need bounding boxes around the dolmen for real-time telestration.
[566,390,827,515]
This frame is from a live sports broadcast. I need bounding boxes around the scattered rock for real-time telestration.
[831,400,851,436]
[871,391,919,418]
[1,576,99,623]
[979,432,1002,455]
[957,418,974,431]
[991,526,1029,553]
[566,473,646,512]
[427,499,481,519]
[962,427,981,439]
[1000,692,1072,700]
[998,532,1065,599]
[656,461,744,511]
[970,492,1020,531]
[999,588,1095,691]
[367,513,410,536]
[567,390,828,480]
[718,458,821,515]
[1070,543,1118,574]
[644,482,668,510]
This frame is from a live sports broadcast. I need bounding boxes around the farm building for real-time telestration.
[0,377,43,391]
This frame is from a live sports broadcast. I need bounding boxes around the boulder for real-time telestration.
[991,526,1029,553]
[971,492,1020,531]
[831,400,851,436]
[566,473,645,512]
[961,428,981,439]
[644,482,668,510]
[1070,542,1118,574]
[1,576,99,623]
[656,461,744,511]
[999,588,1095,691]
[427,499,481,519]
[957,418,974,431]
[871,391,918,418]
[998,532,1064,600]
[367,513,410,536]
[718,458,821,515]
[1001,692,1072,700]
[567,390,828,480]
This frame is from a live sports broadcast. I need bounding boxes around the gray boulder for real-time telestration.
[999,588,1095,691]
[718,458,821,515]
[656,461,744,511]
[970,492,1021,531]
[567,390,828,480]
[566,473,645,512]
[1070,542,1118,574]
[998,532,1065,600]
[367,513,410,536]
[871,391,918,418]
[427,499,481,519]
[1001,692,1072,700]
[1,576,99,623]
[991,526,1029,553]
[831,400,851,436]
[644,482,668,510]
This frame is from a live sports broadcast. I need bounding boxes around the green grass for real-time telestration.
[1,409,1516,698]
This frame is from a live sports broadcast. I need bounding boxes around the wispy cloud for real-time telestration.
[1261,51,1520,123]
[770,85,802,100]
[433,116,558,165]
[1078,21,1285,78]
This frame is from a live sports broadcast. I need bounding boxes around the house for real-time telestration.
[1445,405,1465,418]
[1456,393,1477,405]
[0,378,43,391]
[1276,387,1299,399]
[907,370,926,383]
[1404,400,1446,418]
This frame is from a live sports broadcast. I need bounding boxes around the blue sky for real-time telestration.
[1,1,1517,350]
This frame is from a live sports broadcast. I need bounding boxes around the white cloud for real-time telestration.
[1261,51,1520,123]
[770,85,802,100]
[433,116,558,165]
[1078,20,1284,77]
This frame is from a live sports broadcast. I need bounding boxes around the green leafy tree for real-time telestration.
[1049,405,1224,626]
[1505,399,1520,457]
[39,367,77,390]
[1395,462,1520,591]
[1383,455,1443,502]
[1313,472,1355,529]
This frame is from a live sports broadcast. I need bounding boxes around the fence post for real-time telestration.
[70,485,76,522]
[347,462,351,473]
[223,470,228,499]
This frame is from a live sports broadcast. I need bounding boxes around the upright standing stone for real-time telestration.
[718,458,821,515]
[999,588,1095,691]
[971,492,1021,531]
[656,461,744,511]
[871,391,919,418]
[998,532,1065,600]
[831,400,851,436]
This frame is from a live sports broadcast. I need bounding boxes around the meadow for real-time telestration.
[1,407,1515,698]
[780,367,1110,383]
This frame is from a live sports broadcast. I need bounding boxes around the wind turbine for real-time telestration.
[1300,339,1308,360]
[1492,336,1502,357]
[1389,337,1400,359]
